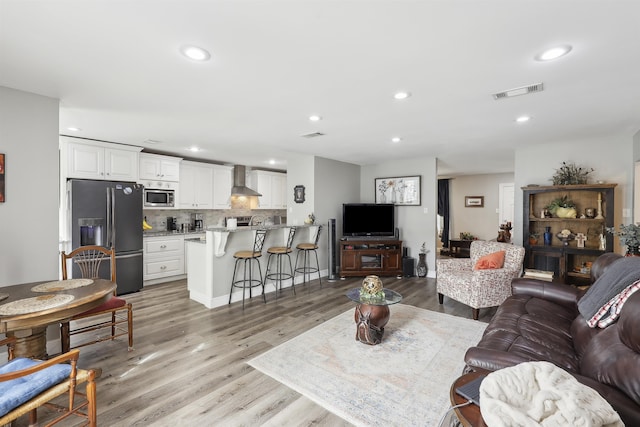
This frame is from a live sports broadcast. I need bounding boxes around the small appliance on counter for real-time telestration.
[225,216,251,227]
[192,213,204,231]
[167,216,177,231]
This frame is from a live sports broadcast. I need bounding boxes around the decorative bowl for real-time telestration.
[556,232,575,246]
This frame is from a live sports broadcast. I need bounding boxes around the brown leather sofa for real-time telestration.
[464,253,640,425]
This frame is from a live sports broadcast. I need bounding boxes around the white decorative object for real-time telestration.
[576,232,587,248]
[595,192,604,219]
[599,233,606,250]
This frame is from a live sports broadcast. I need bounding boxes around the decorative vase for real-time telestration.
[354,304,390,345]
[555,207,577,218]
[417,253,428,277]
[544,227,552,246]
[626,246,640,257]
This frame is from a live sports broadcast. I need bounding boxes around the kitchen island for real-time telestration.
[186,224,319,308]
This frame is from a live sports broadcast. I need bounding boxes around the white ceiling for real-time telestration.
[1,1,639,176]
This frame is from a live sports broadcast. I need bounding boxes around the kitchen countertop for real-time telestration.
[144,224,314,238]
[143,230,206,238]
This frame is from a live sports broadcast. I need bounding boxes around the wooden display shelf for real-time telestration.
[522,184,615,285]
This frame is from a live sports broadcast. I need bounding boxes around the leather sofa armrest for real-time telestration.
[511,278,580,308]
[464,347,534,372]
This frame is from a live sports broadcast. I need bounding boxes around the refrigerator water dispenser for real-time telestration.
[79,218,104,246]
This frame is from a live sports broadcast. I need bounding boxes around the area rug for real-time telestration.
[248,304,487,426]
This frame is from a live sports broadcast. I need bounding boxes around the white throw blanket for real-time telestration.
[480,361,623,427]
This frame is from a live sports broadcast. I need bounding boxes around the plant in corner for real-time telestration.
[547,195,577,218]
[607,223,640,256]
[551,161,594,185]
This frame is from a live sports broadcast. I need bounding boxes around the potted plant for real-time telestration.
[551,161,594,185]
[606,224,640,256]
[547,195,577,218]
[529,232,540,245]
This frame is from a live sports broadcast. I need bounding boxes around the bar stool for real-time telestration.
[294,225,323,286]
[265,226,297,297]
[229,229,268,309]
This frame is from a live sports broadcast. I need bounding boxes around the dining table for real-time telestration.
[0,278,116,359]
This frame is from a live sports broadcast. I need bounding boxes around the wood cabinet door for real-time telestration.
[105,148,138,181]
[160,159,180,181]
[341,251,358,271]
[139,155,162,180]
[213,166,232,208]
[68,143,104,179]
[384,251,401,271]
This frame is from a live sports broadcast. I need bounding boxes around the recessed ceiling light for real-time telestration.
[268,159,276,165]
[394,91,411,100]
[535,45,572,61]
[180,45,211,61]
[516,116,531,123]
[309,115,322,122]
[67,127,81,132]
[187,146,201,152]
[391,137,402,143]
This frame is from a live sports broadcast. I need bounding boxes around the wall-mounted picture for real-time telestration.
[294,185,305,203]
[0,153,4,203]
[375,175,421,205]
[465,196,484,207]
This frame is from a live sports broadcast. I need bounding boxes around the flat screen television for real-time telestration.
[342,203,395,237]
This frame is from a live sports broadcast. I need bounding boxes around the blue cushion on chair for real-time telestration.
[0,357,72,416]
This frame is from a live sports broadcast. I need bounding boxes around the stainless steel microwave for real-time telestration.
[143,188,175,208]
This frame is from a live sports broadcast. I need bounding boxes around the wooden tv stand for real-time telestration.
[339,239,403,278]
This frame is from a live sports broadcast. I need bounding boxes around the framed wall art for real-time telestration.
[0,153,4,203]
[375,175,421,206]
[465,196,484,207]
[294,185,305,203]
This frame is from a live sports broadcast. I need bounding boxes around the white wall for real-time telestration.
[448,173,514,241]
[285,154,316,225]
[0,86,59,286]
[284,154,361,275]
[361,157,438,277]
[514,136,634,252]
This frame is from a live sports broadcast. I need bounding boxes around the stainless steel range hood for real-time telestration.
[231,165,262,197]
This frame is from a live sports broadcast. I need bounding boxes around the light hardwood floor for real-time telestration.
[17,275,495,426]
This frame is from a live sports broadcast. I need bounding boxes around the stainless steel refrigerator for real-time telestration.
[68,179,144,294]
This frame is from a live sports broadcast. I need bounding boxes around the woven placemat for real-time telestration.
[0,294,75,315]
[31,278,94,292]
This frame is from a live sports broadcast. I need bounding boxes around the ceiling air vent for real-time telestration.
[492,83,544,100]
[301,132,325,138]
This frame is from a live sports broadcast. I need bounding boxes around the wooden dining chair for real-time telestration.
[0,336,99,426]
[60,245,133,353]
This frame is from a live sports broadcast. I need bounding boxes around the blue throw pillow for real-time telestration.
[0,357,72,416]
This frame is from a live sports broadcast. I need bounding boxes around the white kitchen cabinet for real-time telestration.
[65,141,140,181]
[179,161,213,209]
[184,233,206,272]
[143,235,185,282]
[251,170,287,209]
[139,153,181,182]
[212,165,233,209]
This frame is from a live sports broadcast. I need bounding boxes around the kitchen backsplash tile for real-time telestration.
[143,209,286,231]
